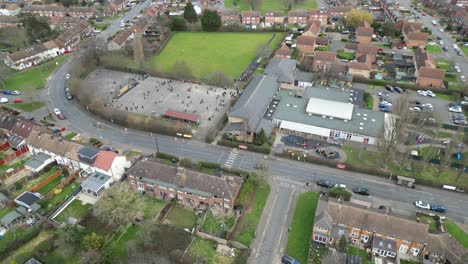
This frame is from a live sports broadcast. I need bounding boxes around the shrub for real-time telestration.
[217,138,271,154]
[156,152,179,162]
[195,161,220,170]
[329,187,352,201]
[235,174,257,207]
[179,158,193,168]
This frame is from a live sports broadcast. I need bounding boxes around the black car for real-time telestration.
[352,187,370,196]
[282,255,299,264]
[317,180,333,188]
[385,85,394,92]
[394,86,403,93]
[442,47,448,51]
[436,36,442,40]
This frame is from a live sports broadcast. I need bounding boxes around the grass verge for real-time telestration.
[445,220,468,248]
[7,102,45,112]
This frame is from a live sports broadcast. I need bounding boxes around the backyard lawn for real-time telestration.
[7,102,45,113]
[37,175,63,196]
[336,51,355,60]
[149,32,277,78]
[0,206,14,218]
[40,182,79,214]
[348,246,369,259]
[4,55,69,91]
[224,0,317,14]
[445,220,468,248]
[202,210,236,237]
[164,205,198,229]
[285,192,319,264]
[54,199,92,223]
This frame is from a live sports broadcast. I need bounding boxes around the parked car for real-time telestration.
[415,200,430,210]
[385,85,394,92]
[53,108,65,120]
[377,92,389,96]
[13,98,23,103]
[394,86,403,93]
[2,90,11,95]
[0,98,8,103]
[352,187,370,196]
[66,92,73,100]
[425,90,436,97]
[409,107,421,112]
[449,105,462,113]
[417,90,428,96]
[11,90,21,95]
[282,255,299,264]
[430,205,446,213]
[66,73,70,79]
[317,180,333,188]
[442,46,448,51]
[334,183,347,190]
[253,163,267,170]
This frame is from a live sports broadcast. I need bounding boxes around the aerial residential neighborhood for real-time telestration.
[0,0,466,263]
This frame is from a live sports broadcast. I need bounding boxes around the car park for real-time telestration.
[417,90,427,96]
[317,180,333,188]
[449,105,462,113]
[352,187,370,196]
[415,201,431,210]
[430,205,446,213]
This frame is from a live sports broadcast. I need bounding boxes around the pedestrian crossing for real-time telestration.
[224,149,238,168]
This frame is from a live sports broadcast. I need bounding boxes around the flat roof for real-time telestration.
[306,98,354,120]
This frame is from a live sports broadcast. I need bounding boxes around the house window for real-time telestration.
[399,245,408,253]
[137,182,144,191]
[313,235,327,244]
[387,252,396,258]
[159,186,167,190]
[410,248,420,256]
[317,227,327,232]
[361,235,369,243]
[403,240,411,243]
[352,232,359,238]
[198,195,206,199]
[224,204,230,208]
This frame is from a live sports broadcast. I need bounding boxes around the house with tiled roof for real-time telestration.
[126,158,243,211]
[54,21,92,51]
[265,11,284,26]
[356,22,373,44]
[108,28,134,50]
[21,4,67,17]
[328,6,354,17]
[93,150,131,180]
[414,47,445,87]
[296,36,316,54]
[241,11,260,26]
[302,20,321,37]
[313,201,428,259]
[274,44,292,59]
[108,0,128,13]
[312,51,337,70]
[401,21,429,47]
[348,61,371,78]
[48,16,81,30]
[309,9,329,24]
[288,10,308,25]
[219,9,240,25]
[4,40,61,70]
[0,15,18,27]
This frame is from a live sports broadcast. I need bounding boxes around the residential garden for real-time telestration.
[224,0,317,14]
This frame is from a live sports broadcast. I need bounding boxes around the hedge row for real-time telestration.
[217,139,271,154]
[352,76,460,94]
[328,187,352,201]
[156,152,179,162]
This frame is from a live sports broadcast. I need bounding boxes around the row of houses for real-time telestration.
[421,0,468,35]
[4,21,92,70]
[220,7,354,27]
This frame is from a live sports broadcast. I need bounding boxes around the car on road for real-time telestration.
[53,108,65,120]
[253,163,266,170]
[415,201,431,210]
[439,28,444,32]
[282,255,299,264]
[335,183,347,190]
[316,180,333,188]
[377,92,389,96]
[66,73,70,79]
[417,90,427,96]
[449,105,462,113]
[385,85,394,92]
[352,187,370,196]
[11,90,21,95]
[0,98,8,103]
[430,205,446,213]
[2,90,11,95]
[66,92,73,100]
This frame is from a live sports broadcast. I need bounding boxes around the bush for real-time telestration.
[156,152,179,162]
[195,161,220,170]
[217,138,271,154]
[363,92,373,109]
[329,187,352,201]
[0,226,41,259]
[235,174,257,207]
[179,158,193,168]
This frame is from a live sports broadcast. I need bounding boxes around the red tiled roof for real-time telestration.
[314,51,336,61]
[163,110,200,123]
[297,36,316,46]
[419,67,445,80]
[93,151,118,171]
[357,26,373,37]
[349,61,370,70]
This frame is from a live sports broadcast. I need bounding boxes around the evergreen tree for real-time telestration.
[338,235,348,253]
[201,9,222,32]
[183,2,198,23]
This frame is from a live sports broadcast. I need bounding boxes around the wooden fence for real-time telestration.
[29,169,63,192]
[0,146,29,165]
[0,142,9,151]
[196,231,248,249]
[0,165,25,181]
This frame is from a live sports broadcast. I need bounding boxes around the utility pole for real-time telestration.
[154,135,160,154]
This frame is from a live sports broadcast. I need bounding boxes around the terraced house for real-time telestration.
[126,158,243,212]
[313,201,428,259]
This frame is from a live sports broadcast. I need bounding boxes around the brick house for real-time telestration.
[67,6,97,18]
[308,9,329,24]
[356,22,373,44]
[328,6,354,17]
[348,61,371,78]
[241,11,260,26]
[288,10,308,25]
[302,20,321,37]
[108,28,133,50]
[401,21,429,47]
[296,36,316,54]
[0,15,18,27]
[21,5,67,17]
[48,16,82,30]
[126,158,243,211]
[312,51,337,70]
[313,201,428,259]
[54,21,92,52]
[265,11,284,26]
[108,0,128,13]
[345,43,379,66]
[220,9,240,25]
[274,44,292,59]
[414,47,445,87]
[4,40,62,70]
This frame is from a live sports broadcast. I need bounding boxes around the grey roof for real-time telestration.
[0,192,7,202]
[77,147,99,164]
[272,88,385,137]
[295,70,314,82]
[0,210,21,226]
[264,57,297,84]
[372,236,397,252]
[229,74,279,133]
[25,152,52,170]
[25,258,43,264]
[331,224,350,239]
[7,134,23,148]
[15,192,41,206]
[302,86,350,103]
[16,206,27,216]
[81,172,111,193]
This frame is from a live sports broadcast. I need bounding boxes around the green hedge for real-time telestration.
[217,138,271,154]
[363,92,373,109]
[156,152,179,162]
[195,161,221,170]
[329,187,352,201]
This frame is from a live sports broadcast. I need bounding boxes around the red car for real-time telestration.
[13,98,24,103]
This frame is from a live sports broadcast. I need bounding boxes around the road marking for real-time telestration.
[224,149,239,168]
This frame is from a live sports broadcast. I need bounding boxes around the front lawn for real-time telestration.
[164,205,198,229]
[64,132,78,140]
[232,175,270,246]
[54,199,92,223]
[4,55,69,92]
[285,192,319,264]
[149,32,276,79]
[7,102,45,113]
[426,45,442,54]
[462,46,468,56]
[348,246,368,258]
[224,0,317,14]
[336,51,355,60]
[445,220,468,248]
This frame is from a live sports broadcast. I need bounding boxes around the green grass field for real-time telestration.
[224,0,317,14]
[37,175,63,196]
[55,199,91,223]
[426,45,442,54]
[7,102,45,113]
[336,51,355,60]
[4,56,69,92]
[285,192,319,264]
[149,32,276,79]
[165,205,198,229]
[445,220,468,248]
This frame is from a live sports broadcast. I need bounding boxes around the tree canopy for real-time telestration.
[345,10,373,29]
[201,9,222,31]
[18,14,53,42]
[183,2,198,23]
